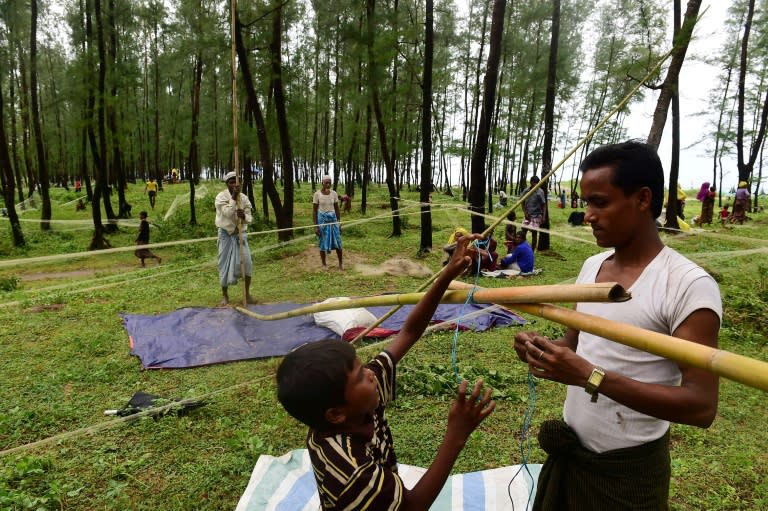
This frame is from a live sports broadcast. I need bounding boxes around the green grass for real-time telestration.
[1,182,767,510]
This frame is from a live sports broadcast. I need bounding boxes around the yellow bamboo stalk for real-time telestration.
[229,0,246,307]
[446,280,768,393]
[512,302,768,393]
[234,282,628,321]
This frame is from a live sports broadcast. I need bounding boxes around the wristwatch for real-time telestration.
[584,366,606,402]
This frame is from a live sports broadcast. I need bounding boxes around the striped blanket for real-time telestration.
[236,449,541,511]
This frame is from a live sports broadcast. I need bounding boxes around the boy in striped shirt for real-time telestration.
[277,234,495,510]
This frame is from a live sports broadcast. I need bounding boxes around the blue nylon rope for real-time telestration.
[450,238,488,383]
[449,238,536,509]
[508,370,538,510]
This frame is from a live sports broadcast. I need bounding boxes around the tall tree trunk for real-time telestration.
[94,0,117,230]
[106,0,128,218]
[469,0,506,235]
[366,0,400,236]
[664,1,683,230]
[537,0,561,251]
[269,3,295,241]
[735,0,768,188]
[188,52,202,225]
[9,59,25,204]
[0,79,25,246]
[646,0,702,149]
[30,0,52,230]
[235,11,287,233]
[418,0,434,254]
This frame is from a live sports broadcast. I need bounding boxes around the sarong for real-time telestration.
[317,210,342,253]
[217,228,252,287]
[134,241,156,259]
[533,419,670,511]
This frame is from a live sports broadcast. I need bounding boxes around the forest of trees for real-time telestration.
[1,0,767,249]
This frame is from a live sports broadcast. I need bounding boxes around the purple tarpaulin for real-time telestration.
[122,302,525,369]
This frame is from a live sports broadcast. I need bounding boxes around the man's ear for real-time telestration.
[324,407,347,425]
[637,187,652,211]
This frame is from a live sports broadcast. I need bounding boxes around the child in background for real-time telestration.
[720,205,729,227]
[277,235,495,510]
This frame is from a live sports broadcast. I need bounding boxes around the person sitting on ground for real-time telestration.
[568,210,586,226]
[75,199,87,212]
[277,235,495,511]
[134,211,161,267]
[446,230,497,274]
[500,232,534,273]
[478,232,499,272]
[498,189,508,207]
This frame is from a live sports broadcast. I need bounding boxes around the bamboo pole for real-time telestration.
[234,282,629,321]
[446,281,768,393]
[229,0,246,307]
[349,47,675,344]
[513,302,768,393]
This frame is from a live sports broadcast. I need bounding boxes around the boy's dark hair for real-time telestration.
[276,340,356,429]
[530,175,540,185]
[139,211,148,218]
[579,140,664,218]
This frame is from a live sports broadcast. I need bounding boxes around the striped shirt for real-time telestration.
[307,351,402,510]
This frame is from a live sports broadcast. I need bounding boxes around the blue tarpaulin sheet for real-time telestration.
[122,302,525,369]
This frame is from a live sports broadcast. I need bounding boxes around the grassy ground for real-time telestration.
[1,182,767,510]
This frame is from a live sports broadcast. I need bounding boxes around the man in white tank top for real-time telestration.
[513,141,722,510]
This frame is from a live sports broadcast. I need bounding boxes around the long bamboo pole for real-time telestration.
[446,281,768,393]
[230,0,246,307]
[234,282,629,321]
[514,302,768,393]
[348,47,676,343]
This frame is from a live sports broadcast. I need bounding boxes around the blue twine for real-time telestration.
[450,239,486,383]
[508,370,538,510]
[448,236,537,509]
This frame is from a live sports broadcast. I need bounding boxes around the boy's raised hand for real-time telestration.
[443,233,482,279]
[445,379,495,445]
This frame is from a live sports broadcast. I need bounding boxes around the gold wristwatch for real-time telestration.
[584,366,606,402]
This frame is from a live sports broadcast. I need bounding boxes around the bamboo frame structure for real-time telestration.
[446,281,768,393]
[348,47,676,343]
[234,282,629,321]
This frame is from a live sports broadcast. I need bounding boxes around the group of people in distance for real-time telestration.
[276,141,722,510]
[212,172,346,305]
[694,179,752,227]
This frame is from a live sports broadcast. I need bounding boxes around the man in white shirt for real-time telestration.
[215,171,255,305]
[514,141,722,510]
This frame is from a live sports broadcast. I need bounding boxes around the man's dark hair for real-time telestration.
[276,340,356,429]
[530,175,540,185]
[579,140,664,218]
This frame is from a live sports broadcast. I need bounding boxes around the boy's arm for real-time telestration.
[386,234,479,364]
